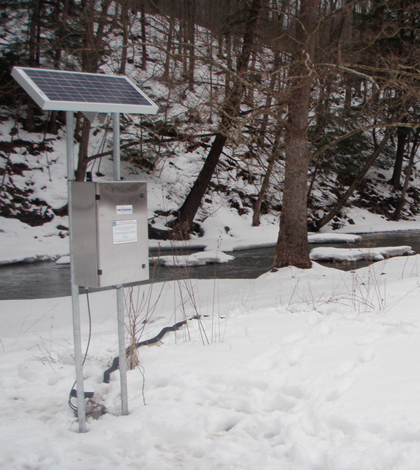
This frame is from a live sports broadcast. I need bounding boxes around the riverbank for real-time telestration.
[2,229,420,301]
[2,204,420,266]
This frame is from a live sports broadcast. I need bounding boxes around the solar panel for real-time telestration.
[11,67,158,115]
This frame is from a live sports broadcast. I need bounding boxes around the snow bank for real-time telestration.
[0,217,69,265]
[308,233,361,244]
[151,250,235,267]
[310,245,414,262]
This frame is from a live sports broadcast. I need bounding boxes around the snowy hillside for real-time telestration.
[2,10,420,266]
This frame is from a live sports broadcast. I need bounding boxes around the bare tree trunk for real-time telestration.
[180,2,188,78]
[75,0,112,182]
[75,117,92,181]
[171,0,262,238]
[273,133,312,269]
[252,129,280,226]
[80,0,112,73]
[29,0,42,66]
[140,0,147,70]
[47,0,70,135]
[225,33,232,95]
[344,74,352,108]
[258,49,281,146]
[272,0,319,269]
[187,0,195,90]
[119,0,129,75]
[253,51,284,226]
[393,129,420,220]
[53,0,68,67]
[208,0,214,122]
[163,0,175,81]
[26,0,42,132]
[316,128,393,230]
[389,125,408,189]
[74,112,82,142]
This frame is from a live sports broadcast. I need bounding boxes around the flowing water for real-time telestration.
[1,230,419,300]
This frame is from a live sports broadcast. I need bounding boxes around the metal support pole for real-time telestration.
[66,111,87,432]
[113,112,120,181]
[113,112,128,415]
[117,285,129,415]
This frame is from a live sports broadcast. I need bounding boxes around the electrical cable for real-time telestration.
[67,292,188,416]
[102,320,187,383]
[68,289,93,416]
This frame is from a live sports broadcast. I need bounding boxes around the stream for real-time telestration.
[1,230,420,300]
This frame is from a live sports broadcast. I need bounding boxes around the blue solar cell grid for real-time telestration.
[23,68,152,106]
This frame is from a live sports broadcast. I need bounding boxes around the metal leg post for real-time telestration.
[113,112,120,181]
[117,285,129,415]
[67,111,87,432]
[113,113,128,415]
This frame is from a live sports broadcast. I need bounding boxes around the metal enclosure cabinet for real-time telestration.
[70,181,149,287]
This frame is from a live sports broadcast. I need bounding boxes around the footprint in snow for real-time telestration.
[326,376,355,401]
[334,360,356,378]
[358,348,374,363]
[286,345,303,366]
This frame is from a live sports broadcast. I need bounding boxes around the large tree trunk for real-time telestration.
[273,130,312,269]
[170,0,262,238]
[272,0,319,269]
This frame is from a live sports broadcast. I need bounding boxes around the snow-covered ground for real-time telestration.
[2,255,420,469]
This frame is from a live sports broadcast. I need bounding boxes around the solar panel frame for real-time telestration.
[11,67,158,115]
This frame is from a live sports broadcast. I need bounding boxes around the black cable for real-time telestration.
[68,289,93,416]
[103,320,187,383]
[67,298,188,416]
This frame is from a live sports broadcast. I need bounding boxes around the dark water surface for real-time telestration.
[1,230,419,300]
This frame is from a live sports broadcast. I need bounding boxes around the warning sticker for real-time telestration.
[112,219,138,245]
[116,205,133,215]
